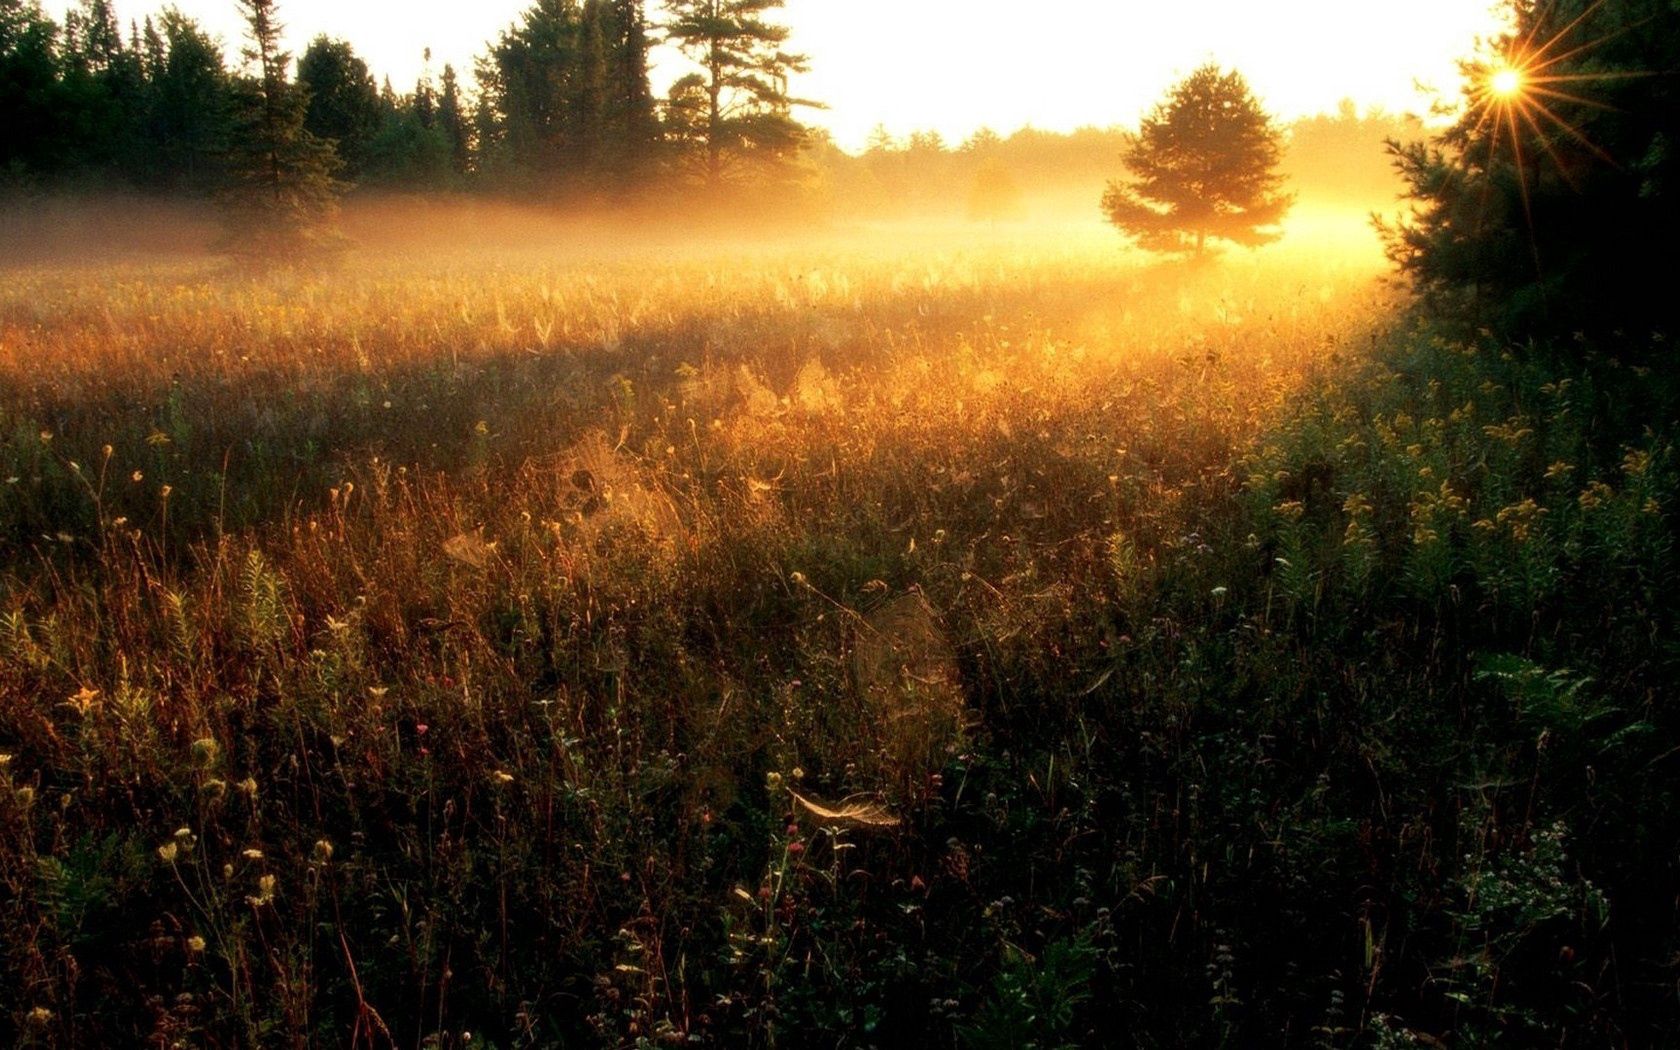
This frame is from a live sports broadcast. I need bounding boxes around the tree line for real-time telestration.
[1,0,814,201]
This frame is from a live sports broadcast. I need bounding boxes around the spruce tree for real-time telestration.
[143,10,230,189]
[437,63,469,177]
[1383,0,1680,338]
[661,0,815,188]
[603,0,657,182]
[297,36,381,177]
[1101,64,1292,255]
[222,0,344,260]
[0,0,67,176]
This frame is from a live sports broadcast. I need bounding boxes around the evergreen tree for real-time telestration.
[1383,0,1680,337]
[661,0,815,188]
[222,0,344,259]
[58,0,147,173]
[1101,64,1292,255]
[479,0,585,190]
[413,48,435,130]
[297,35,381,177]
[142,9,230,189]
[0,0,66,177]
[602,0,657,182]
[436,63,469,177]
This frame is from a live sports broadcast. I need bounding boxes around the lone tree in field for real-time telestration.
[1102,64,1292,254]
[222,0,344,260]
[662,0,814,188]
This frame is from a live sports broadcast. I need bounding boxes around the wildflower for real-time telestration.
[247,874,277,906]
[1545,461,1574,480]
[64,687,100,717]
[242,848,264,860]
[1274,500,1305,522]
[158,842,179,863]
[312,839,334,863]
[491,770,514,785]
[187,935,206,953]
[1578,481,1614,510]
[1342,493,1372,517]
[1622,449,1651,477]
[191,738,219,767]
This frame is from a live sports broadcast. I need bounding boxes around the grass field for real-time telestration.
[2,210,1676,1046]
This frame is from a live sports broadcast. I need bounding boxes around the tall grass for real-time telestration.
[1,224,1673,1046]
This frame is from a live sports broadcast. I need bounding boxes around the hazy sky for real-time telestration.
[56,1,1508,150]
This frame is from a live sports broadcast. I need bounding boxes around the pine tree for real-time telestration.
[0,0,67,176]
[603,0,657,182]
[437,63,469,177]
[222,0,344,260]
[143,10,230,189]
[1101,64,1292,255]
[479,0,584,190]
[1383,0,1680,337]
[661,0,815,188]
[297,36,381,177]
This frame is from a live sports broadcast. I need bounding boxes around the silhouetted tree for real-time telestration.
[477,0,585,190]
[0,0,67,177]
[142,9,230,189]
[436,63,469,177]
[1383,0,1680,337]
[222,0,344,259]
[297,36,381,177]
[1102,64,1292,254]
[661,0,814,188]
[602,0,658,183]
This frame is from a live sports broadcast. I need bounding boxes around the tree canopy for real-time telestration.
[662,0,815,189]
[1383,0,1680,338]
[1101,63,1293,254]
[220,0,344,259]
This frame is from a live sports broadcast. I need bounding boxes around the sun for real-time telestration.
[1490,66,1525,99]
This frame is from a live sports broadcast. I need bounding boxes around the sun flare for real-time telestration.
[1490,66,1525,98]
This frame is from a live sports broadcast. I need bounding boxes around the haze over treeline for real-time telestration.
[2,0,1416,234]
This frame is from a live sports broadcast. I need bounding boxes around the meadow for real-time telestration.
[1,208,1676,1046]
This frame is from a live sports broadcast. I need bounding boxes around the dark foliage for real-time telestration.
[1383,0,1680,338]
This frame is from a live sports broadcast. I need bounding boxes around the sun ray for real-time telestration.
[1512,100,1583,191]
[1523,95,1618,164]
[1525,83,1617,112]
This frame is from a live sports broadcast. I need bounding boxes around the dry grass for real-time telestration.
[0,214,1431,1045]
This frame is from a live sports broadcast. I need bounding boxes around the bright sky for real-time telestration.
[56,0,1507,150]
